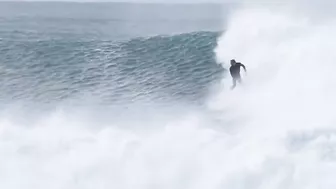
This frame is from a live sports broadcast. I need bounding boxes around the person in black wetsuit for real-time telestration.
[229,59,247,89]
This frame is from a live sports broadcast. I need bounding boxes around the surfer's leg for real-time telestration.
[231,78,237,90]
[237,75,242,84]
[238,77,242,84]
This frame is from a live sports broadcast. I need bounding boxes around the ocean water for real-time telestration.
[2,1,336,189]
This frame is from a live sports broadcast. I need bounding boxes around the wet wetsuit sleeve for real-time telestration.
[240,63,247,72]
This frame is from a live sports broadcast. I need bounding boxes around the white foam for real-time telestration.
[210,2,336,188]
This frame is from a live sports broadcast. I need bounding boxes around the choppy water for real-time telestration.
[0,2,224,106]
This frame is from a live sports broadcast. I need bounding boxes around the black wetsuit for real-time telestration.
[229,63,246,89]
[230,63,245,78]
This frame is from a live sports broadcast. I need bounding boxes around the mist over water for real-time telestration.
[1,1,336,189]
[211,2,336,188]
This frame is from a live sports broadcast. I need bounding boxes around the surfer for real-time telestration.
[229,59,247,90]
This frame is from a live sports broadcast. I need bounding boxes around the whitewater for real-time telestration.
[1,1,336,189]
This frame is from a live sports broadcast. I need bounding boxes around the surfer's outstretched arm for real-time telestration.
[240,63,247,72]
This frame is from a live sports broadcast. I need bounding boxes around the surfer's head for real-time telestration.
[230,59,236,66]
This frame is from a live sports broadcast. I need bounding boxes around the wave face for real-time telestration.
[0,31,222,105]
